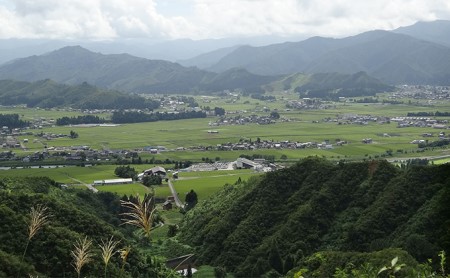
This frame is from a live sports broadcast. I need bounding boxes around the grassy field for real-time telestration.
[0,164,166,184]
[96,183,152,195]
[11,116,447,161]
[0,163,259,201]
[2,93,450,162]
[153,169,258,200]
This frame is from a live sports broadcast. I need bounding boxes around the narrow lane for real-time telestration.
[68,177,98,193]
[167,179,183,208]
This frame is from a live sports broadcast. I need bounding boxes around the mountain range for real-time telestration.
[0,46,392,96]
[0,20,448,96]
[181,20,450,85]
[0,46,277,94]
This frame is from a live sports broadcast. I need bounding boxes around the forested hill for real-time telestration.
[179,158,450,277]
[0,46,275,94]
[0,79,160,109]
[265,71,394,98]
[0,177,176,277]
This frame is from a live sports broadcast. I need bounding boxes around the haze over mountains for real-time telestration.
[0,46,279,94]
[0,20,449,96]
[183,20,450,85]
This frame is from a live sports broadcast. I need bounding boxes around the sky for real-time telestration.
[0,0,449,41]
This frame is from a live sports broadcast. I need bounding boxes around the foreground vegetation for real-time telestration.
[0,177,180,277]
[179,157,450,277]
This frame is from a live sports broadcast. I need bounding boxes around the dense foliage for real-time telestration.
[295,72,394,99]
[111,110,206,124]
[0,79,160,109]
[179,158,450,277]
[0,177,177,277]
[142,175,162,186]
[0,113,29,129]
[114,165,138,179]
[56,115,106,126]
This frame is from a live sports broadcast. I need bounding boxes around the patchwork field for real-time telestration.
[1,92,450,171]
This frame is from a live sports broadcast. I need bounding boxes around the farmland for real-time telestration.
[1,90,450,199]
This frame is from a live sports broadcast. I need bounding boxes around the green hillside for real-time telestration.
[179,158,450,277]
[0,177,178,277]
[0,46,275,94]
[0,79,159,109]
[266,71,393,98]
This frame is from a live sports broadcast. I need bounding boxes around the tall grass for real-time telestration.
[71,236,93,278]
[119,246,131,278]
[99,236,120,278]
[18,204,51,278]
[120,197,156,238]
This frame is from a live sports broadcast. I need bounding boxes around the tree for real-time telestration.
[142,175,162,187]
[114,166,137,179]
[270,111,280,119]
[70,130,79,139]
[214,107,226,116]
[184,190,198,211]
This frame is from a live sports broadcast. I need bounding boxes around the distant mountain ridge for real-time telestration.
[0,46,275,94]
[184,23,450,85]
[394,20,450,47]
[0,46,392,95]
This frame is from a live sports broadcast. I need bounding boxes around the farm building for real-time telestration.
[235,158,263,170]
[138,166,167,180]
[93,178,133,185]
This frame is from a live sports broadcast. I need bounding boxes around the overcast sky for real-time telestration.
[1,0,449,40]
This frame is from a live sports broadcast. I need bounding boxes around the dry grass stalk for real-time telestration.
[71,236,93,278]
[119,246,131,277]
[18,205,51,277]
[120,197,155,238]
[28,204,51,240]
[99,236,120,277]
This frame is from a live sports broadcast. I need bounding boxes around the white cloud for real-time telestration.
[188,0,450,38]
[0,0,449,40]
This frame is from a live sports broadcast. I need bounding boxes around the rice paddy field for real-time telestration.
[1,93,449,197]
[153,169,258,200]
[4,93,448,160]
[0,163,258,201]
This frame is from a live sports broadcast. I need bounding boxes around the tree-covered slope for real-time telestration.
[0,177,175,277]
[0,79,160,109]
[265,71,394,98]
[179,158,450,277]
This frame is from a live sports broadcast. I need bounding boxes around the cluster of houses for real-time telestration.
[391,117,448,129]
[286,99,332,110]
[392,85,450,100]
[212,139,347,151]
[209,115,276,126]
[323,114,390,125]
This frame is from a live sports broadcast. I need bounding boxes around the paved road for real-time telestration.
[68,177,98,193]
[167,179,183,208]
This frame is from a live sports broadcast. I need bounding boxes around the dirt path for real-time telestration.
[168,179,183,208]
[68,176,98,193]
